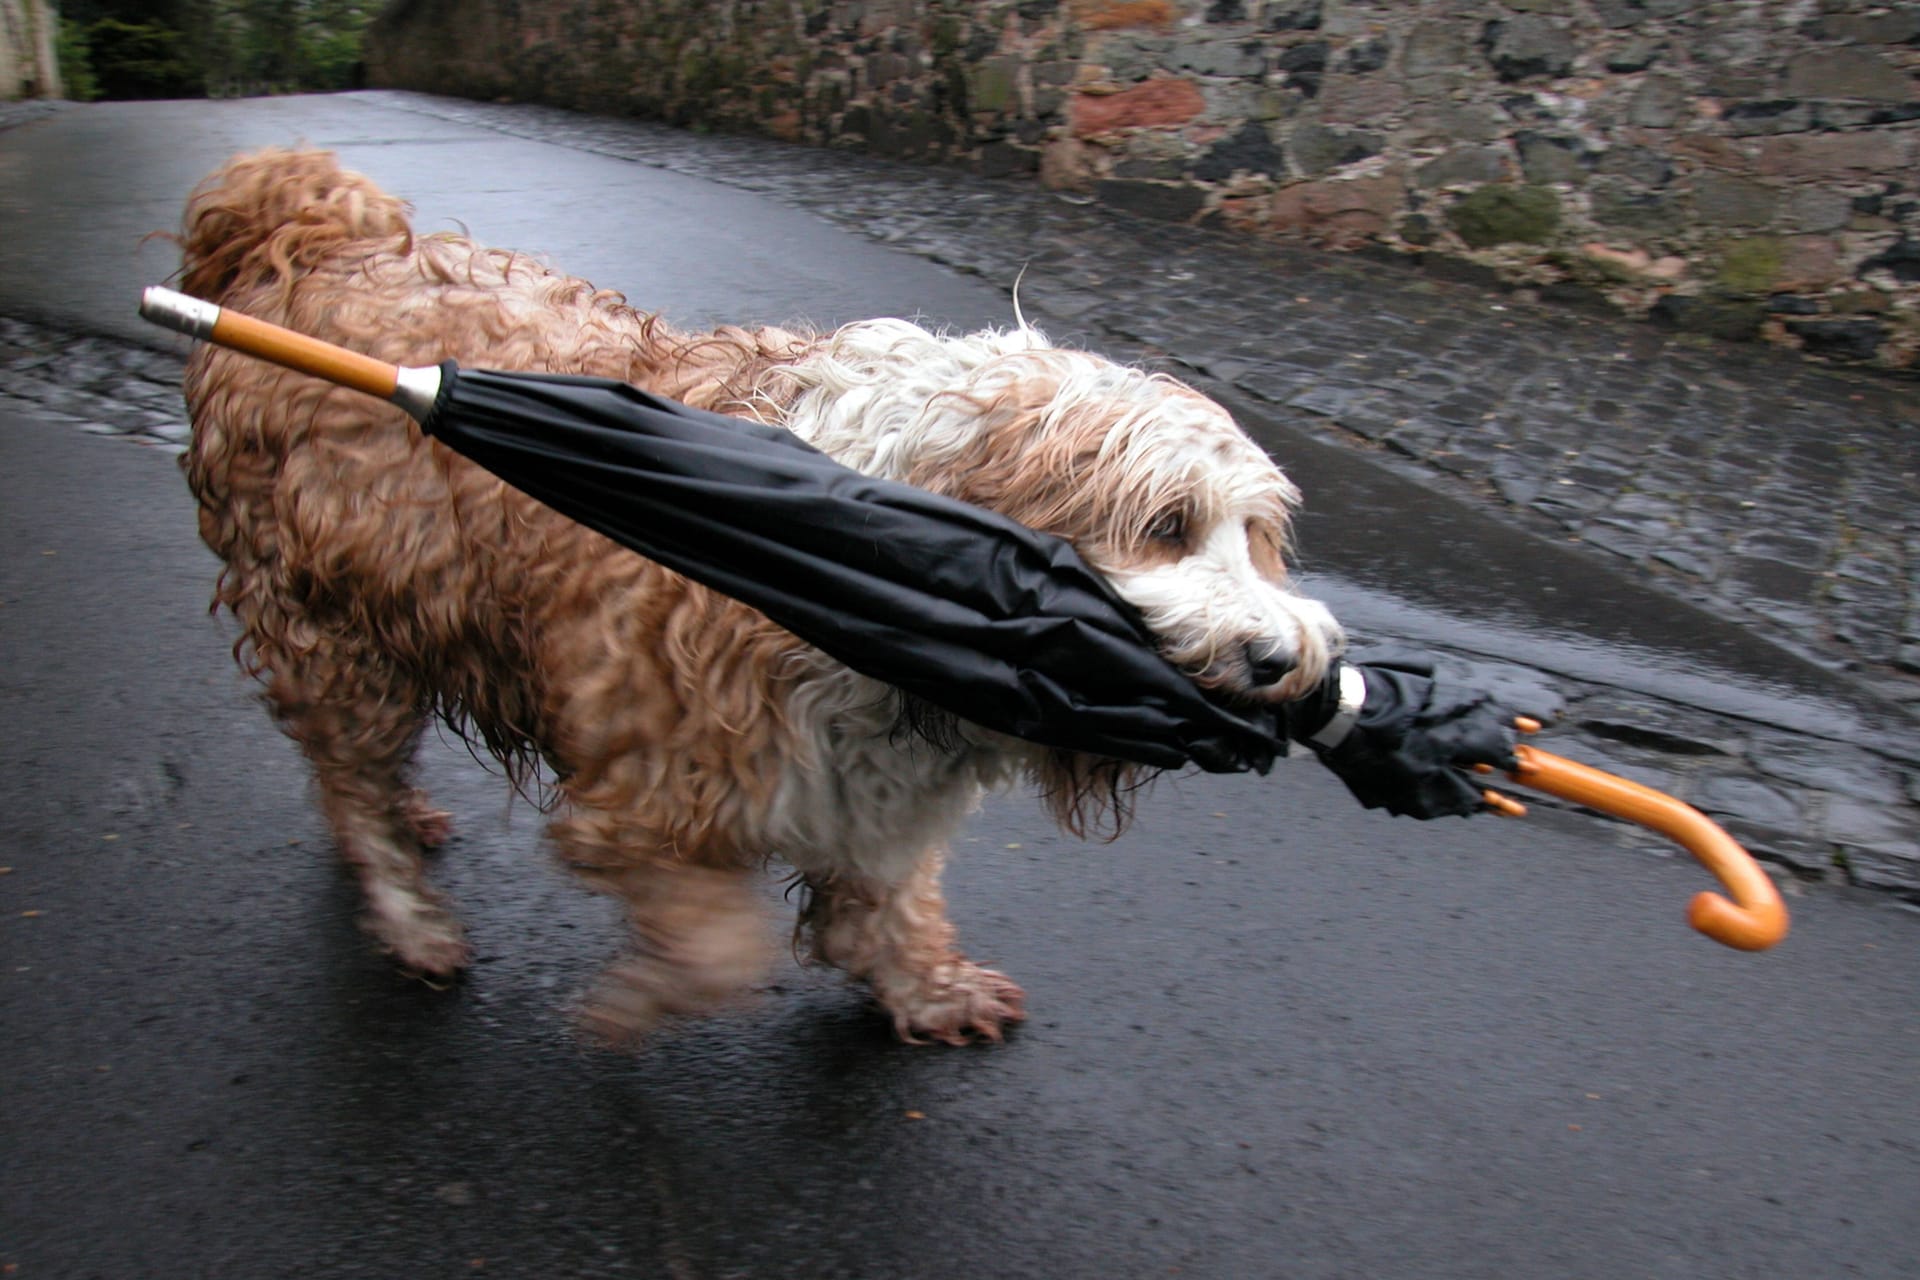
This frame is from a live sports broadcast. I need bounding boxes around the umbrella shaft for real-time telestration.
[138,286,441,420]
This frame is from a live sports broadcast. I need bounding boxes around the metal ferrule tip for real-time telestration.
[138,286,220,341]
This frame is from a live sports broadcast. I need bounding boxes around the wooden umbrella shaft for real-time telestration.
[137,287,441,421]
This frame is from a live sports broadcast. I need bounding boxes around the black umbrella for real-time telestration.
[138,286,1283,772]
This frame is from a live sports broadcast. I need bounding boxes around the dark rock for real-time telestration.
[1191,121,1282,182]
[1204,0,1245,21]
[1288,122,1380,175]
[1766,293,1821,315]
[1604,38,1660,73]
[1480,16,1577,82]
[1276,42,1329,73]
[1536,280,1610,311]
[1721,99,1813,136]
[1094,179,1208,223]
[1265,1,1322,32]
[1344,37,1389,74]
[978,141,1038,178]
[1647,294,1765,341]
[1398,212,1438,246]
[1858,237,1920,283]
[1785,317,1885,362]
[1517,132,1586,185]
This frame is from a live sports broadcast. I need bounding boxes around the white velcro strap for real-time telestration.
[1308,663,1367,750]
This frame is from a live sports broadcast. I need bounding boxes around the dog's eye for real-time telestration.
[1147,509,1188,545]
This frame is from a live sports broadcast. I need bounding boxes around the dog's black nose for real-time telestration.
[1246,646,1295,688]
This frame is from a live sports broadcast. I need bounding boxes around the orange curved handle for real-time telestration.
[1504,745,1789,951]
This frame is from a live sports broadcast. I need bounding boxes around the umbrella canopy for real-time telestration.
[426,364,1286,773]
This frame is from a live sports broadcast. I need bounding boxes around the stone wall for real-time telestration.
[0,0,61,100]
[366,1,1920,371]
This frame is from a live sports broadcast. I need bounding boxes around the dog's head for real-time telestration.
[785,321,1344,707]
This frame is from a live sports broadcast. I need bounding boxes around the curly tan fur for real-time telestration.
[175,148,1338,1046]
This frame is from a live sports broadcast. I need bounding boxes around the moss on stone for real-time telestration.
[1445,184,1561,248]
[1716,236,1785,295]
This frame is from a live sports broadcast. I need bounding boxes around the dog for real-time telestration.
[173,147,1342,1045]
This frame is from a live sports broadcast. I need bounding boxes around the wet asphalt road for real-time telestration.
[2,96,1918,1279]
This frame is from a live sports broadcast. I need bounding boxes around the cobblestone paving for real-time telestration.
[6,91,1916,900]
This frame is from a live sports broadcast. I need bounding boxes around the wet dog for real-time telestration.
[174,147,1341,1044]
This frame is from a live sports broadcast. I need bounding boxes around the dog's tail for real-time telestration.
[175,147,413,306]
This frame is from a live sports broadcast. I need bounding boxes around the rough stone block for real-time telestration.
[1445,183,1561,247]
[1172,36,1266,79]
[1786,49,1914,103]
[1670,133,1752,173]
[1721,99,1816,136]
[1481,14,1577,82]
[1316,73,1406,123]
[1403,20,1471,77]
[1759,131,1912,181]
[1069,0,1180,31]
[1267,171,1403,246]
[1415,144,1512,189]
[1518,132,1586,185]
[1690,171,1780,227]
[1191,120,1282,182]
[1069,76,1205,135]
[1287,121,1381,175]
[1628,73,1688,127]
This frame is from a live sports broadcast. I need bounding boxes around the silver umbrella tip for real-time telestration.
[138,286,220,340]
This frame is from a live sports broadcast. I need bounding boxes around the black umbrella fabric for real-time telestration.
[423,364,1285,773]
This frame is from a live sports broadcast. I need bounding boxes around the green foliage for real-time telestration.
[62,0,382,100]
[85,18,201,99]
[57,18,100,102]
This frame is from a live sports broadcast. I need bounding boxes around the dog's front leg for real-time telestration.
[552,811,772,1043]
[798,851,1026,1045]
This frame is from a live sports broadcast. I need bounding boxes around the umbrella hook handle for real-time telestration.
[1495,742,1789,951]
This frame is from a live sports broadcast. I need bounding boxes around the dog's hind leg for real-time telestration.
[798,851,1027,1045]
[255,621,469,976]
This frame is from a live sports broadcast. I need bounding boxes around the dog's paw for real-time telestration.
[364,886,470,977]
[402,790,455,849]
[887,963,1027,1046]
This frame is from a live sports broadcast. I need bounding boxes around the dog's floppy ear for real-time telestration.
[1034,752,1155,842]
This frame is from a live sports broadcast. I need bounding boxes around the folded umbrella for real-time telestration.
[138,286,1283,773]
